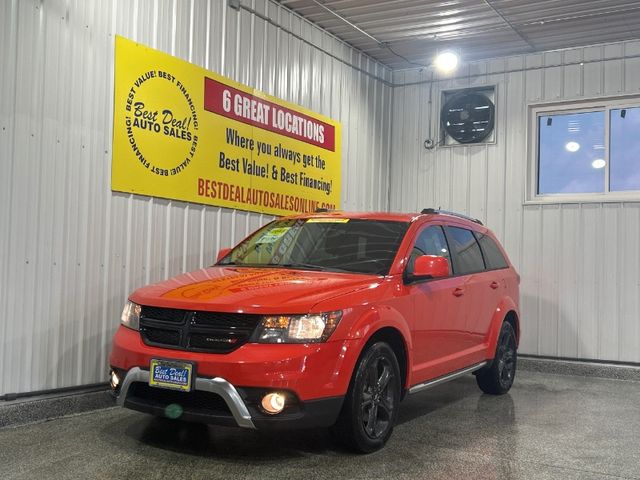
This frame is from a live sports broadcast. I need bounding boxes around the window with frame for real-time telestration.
[475,233,508,270]
[407,226,452,276]
[534,101,640,198]
[446,227,485,275]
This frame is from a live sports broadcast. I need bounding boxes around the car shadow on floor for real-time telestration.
[395,376,483,426]
[102,376,514,460]
[104,413,341,459]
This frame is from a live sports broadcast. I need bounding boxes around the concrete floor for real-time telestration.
[0,370,639,480]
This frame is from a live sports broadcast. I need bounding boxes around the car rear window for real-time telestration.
[475,233,509,270]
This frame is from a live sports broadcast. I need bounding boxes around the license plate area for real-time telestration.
[149,359,194,392]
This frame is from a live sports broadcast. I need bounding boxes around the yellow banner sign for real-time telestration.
[111,36,341,215]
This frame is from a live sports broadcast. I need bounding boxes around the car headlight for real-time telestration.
[253,311,342,343]
[121,301,141,330]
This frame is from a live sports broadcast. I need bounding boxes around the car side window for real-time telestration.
[407,226,452,276]
[475,233,509,270]
[446,227,485,275]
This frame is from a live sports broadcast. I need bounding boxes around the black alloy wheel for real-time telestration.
[476,321,517,395]
[497,326,517,389]
[331,342,401,453]
[360,352,395,439]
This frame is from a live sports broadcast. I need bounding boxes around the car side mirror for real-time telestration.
[411,255,449,280]
[216,247,232,263]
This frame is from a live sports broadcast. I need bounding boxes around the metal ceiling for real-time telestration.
[278,0,640,69]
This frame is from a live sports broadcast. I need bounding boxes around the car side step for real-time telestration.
[408,361,487,394]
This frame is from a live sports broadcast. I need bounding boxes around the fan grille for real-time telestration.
[442,91,495,144]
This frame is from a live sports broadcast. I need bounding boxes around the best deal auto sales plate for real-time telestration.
[149,359,194,392]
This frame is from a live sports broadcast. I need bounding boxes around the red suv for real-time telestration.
[109,209,520,452]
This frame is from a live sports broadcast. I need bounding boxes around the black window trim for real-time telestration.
[402,222,511,284]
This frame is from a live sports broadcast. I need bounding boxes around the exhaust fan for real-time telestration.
[441,88,495,145]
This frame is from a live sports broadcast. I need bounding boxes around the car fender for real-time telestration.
[341,305,414,388]
[485,295,519,359]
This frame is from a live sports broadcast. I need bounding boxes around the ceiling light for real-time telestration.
[591,159,606,169]
[434,51,459,73]
[565,141,580,152]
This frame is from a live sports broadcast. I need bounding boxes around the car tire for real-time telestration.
[476,321,517,395]
[330,341,401,453]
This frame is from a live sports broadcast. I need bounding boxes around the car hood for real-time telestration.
[129,266,383,314]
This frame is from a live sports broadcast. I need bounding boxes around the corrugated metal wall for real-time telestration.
[0,0,393,395]
[390,40,640,364]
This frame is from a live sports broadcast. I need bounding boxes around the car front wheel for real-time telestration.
[331,341,401,453]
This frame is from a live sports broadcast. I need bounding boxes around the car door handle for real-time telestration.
[490,281,500,289]
[453,287,464,297]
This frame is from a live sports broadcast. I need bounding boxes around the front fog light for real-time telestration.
[261,392,286,414]
[110,370,120,390]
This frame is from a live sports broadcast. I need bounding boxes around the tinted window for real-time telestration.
[476,233,508,270]
[220,218,409,275]
[407,226,451,275]
[446,227,485,274]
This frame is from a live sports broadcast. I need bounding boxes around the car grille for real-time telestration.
[139,306,261,353]
[127,382,232,416]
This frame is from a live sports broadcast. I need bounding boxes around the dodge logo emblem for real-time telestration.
[205,337,238,344]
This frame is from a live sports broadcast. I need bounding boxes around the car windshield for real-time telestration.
[218,218,409,275]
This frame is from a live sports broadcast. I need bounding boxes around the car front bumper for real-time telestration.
[109,326,358,429]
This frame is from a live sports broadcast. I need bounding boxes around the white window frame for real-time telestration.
[527,96,640,204]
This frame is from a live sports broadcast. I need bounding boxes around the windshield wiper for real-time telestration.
[220,262,325,270]
[220,262,351,273]
[277,263,353,273]
[276,262,325,271]
[219,262,269,268]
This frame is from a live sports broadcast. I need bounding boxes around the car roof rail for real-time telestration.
[420,208,483,225]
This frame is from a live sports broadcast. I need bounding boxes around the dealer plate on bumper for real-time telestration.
[149,359,194,392]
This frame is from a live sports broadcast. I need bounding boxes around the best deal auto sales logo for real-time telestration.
[124,69,199,176]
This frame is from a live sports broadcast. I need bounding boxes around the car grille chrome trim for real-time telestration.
[117,367,256,429]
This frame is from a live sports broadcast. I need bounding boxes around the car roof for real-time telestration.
[285,211,419,222]
[283,210,486,230]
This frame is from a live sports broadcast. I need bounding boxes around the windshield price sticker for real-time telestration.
[257,227,291,244]
[306,218,350,223]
